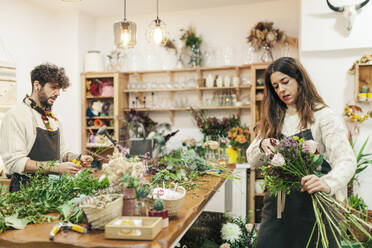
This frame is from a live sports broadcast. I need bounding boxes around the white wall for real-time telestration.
[300,0,372,207]
[0,0,98,153]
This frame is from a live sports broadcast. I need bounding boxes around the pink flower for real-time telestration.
[220,243,231,248]
[270,153,285,167]
[302,140,317,154]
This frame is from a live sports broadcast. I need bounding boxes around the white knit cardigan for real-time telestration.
[246,105,356,201]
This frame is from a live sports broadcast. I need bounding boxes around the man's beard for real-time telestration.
[38,89,53,110]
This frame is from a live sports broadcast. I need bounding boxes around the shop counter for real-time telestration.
[0,165,235,248]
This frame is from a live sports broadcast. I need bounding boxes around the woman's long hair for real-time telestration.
[257,57,327,138]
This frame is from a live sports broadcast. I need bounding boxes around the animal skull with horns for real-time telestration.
[326,0,370,32]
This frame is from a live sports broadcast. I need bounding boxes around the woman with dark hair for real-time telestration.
[246,57,356,247]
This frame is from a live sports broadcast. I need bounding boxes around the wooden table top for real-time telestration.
[0,165,234,248]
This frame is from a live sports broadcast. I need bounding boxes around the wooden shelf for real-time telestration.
[255,193,265,197]
[86,116,114,119]
[124,105,250,112]
[86,144,115,148]
[86,96,114,99]
[124,85,252,93]
[124,88,197,93]
[86,127,114,130]
[256,86,265,89]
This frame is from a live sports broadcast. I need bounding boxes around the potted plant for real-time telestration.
[148,199,169,228]
[119,173,139,216]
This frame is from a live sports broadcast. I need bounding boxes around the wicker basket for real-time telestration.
[80,194,123,230]
[146,183,186,218]
[349,210,372,242]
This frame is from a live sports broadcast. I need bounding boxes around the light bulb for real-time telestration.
[153,26,163,44]
[121,29,130,46]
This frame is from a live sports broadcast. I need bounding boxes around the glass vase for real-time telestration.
[190,44,202,68]
[261,44,273,62]
[135,200,147,216]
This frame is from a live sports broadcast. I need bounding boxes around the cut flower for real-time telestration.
[221,223,242,243]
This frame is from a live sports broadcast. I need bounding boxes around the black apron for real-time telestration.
[256,129,339,248]
[9,127,60,193]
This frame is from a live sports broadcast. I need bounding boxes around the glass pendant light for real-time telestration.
[146,0,169,46]
[114,0,136,49]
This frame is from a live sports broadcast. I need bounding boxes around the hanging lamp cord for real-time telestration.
[156,0,159,20]
[123,0,127,21]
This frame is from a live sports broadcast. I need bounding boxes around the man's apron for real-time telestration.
[9,127,60,192]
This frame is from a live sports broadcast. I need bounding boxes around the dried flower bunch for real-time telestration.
[348,54,372,74]
[247,21,287,50]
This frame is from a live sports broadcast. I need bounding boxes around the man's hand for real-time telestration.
[80,155,93,168]
[53,162,82,175]
[301,175,331,194]
[260,138,279,156]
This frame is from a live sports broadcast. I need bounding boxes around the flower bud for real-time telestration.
[270,153,285,167]
[302,140,317,154]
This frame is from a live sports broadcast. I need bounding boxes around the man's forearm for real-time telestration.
[24,159,61,174]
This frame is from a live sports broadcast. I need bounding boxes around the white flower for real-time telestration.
[220,243,231,248]
[221,223,242,243]
[270,153,285,167]
[302,140,317,154]
[245,223,254,232]
[223,211,235,220]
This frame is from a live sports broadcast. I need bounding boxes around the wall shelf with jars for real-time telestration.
[123,63,270,126]
[355,64,372,102]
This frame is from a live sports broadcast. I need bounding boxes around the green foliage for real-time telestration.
[348,194,368,213]
[348,137,372,188]
[119,173,139,189]
[135,183,151,201]
[0,169,108,233]
[154,199,164,211]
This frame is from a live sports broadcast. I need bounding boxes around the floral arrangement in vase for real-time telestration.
[180,26,203,67]
[190,108,239,141]
[246,21,287,62]
[227,127,251,163]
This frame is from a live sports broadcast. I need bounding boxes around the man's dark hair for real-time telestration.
[30,63,70,90]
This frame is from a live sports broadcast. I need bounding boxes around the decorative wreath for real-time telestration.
[344,104,371,123]
[348,54,372,75]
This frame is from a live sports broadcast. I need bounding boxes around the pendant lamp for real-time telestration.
[114,0,136,49]
[146,0,169,46]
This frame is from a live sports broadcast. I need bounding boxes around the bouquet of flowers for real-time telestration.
[220,212,256,248]
[190,108,239,141]
[261,136,372,247]
[246,21,287,50]
[228,127,250,149]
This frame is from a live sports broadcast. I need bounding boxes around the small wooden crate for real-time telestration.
[105,216,162,240]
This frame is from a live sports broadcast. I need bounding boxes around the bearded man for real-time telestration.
[0,63,92,192]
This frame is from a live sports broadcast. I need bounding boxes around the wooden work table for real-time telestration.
[0,165,235,248]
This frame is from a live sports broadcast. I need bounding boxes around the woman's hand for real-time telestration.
[80,155,93,168]
[260,138,279,156]
[301,175,331,194]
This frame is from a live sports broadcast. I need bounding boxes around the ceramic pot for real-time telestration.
[149,209,169,228]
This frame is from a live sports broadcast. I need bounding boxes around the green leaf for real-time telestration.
[4,214,29,230]
[312,154,323,166]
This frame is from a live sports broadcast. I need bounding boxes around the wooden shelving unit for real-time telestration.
[81,71,127,156]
